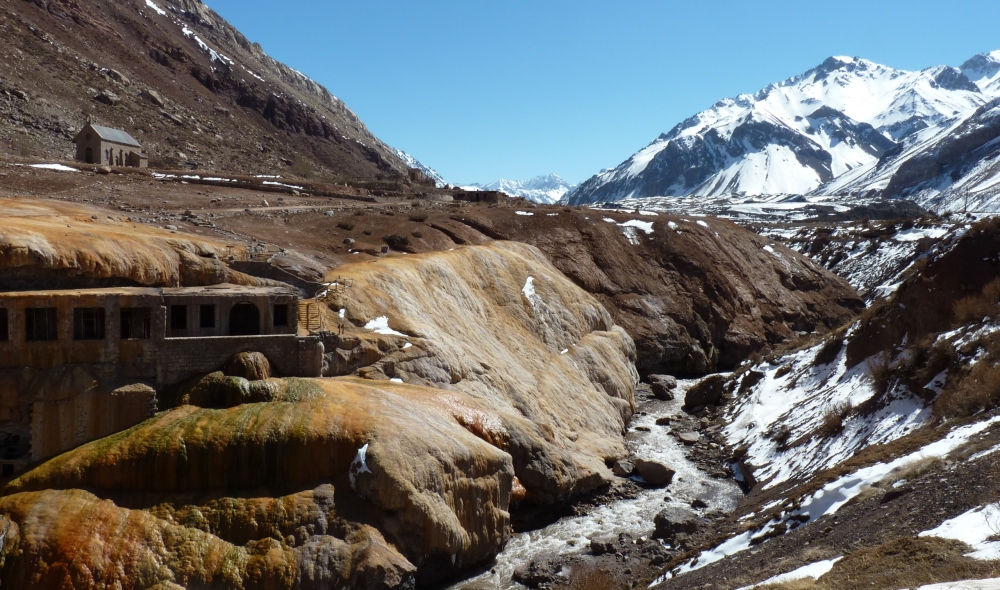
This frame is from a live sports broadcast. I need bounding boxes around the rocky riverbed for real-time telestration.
[448,378,743,589]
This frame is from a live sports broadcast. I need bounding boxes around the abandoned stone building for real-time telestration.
[0,284,324,477]
[73,121,148,167]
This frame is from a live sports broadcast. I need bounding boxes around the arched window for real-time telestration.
[229,302,261,336]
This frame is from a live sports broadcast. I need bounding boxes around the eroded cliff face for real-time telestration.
[321,241,639,505]
[0,198,266,289]
[0,242,638,586]
[447,209,864,375]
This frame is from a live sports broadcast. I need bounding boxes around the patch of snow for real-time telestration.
[402,342,413,349]
[914,579,1000,590]
[364,316,406,337]
[262,181,304,190]
[515,210,534,216]
[920,503,1000,560]
[620,219,654,234]
[390,378,403,383]
[734,558,842,590]
[30,164,77,172]
[697,220,710,228]
[144,0,167,16]
[348,443,372,490]
[338,308,346,319]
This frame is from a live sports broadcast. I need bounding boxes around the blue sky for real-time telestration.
[204,0,1000,185]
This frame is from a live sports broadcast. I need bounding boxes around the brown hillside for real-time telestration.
[0,0,408,176]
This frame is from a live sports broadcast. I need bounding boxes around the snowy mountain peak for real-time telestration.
[566,50,1000,206]
[961,51,1000,95]
[462,175,576,204]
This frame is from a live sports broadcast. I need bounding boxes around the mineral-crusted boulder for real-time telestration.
[0,198,276,290]
[224,351,273,380]
[634,459,676,487]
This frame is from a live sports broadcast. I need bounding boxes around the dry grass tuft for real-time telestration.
[755,536,1000,590]
[814,400,853,439]
[865,351,893,396]
[954,277,1000,324]
[934,357,1000,420]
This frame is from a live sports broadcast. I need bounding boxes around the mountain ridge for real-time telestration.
[565,51,1000,209]
[461,174,576,204]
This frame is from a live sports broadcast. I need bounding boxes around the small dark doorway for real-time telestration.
[229,302,260,336]
[85,147,93,164]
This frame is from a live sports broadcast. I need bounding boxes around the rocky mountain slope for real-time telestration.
[566,51,1000,211]
[0,0,416,177]
[462,175,576,204]
[645,217,1000,589]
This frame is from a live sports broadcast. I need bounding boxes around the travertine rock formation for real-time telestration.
[0,198,266,290]
[1,242,638,586]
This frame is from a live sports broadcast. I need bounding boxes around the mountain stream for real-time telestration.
[449,378,743,589]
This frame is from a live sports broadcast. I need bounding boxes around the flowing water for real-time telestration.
[450,378,742,589]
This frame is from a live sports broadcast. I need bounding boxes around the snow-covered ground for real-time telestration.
[450,379,740,589]
[662,414,1000,582]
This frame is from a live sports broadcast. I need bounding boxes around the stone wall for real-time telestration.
[29,385,157,461]
[155,335,323,385]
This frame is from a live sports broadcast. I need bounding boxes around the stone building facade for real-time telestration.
[73,121,148,167]
[0,285,324,476]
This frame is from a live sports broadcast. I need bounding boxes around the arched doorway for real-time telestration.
[85,147,93,164]
[229,302,260,336]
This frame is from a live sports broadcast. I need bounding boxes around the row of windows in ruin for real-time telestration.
[0,303,290,342]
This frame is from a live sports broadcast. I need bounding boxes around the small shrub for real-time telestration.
[408,212,428,222]
[362,229,372,236]
[770,424,792,450]
[866,351,893,395]
[382,234,410,250]
[353,210,364,216]
[813,336,844,367]
[934,358,1000,419]
[411,230,423,239]
[815,400,852,438]
[336,221,355,231]
[954,277,1000,323]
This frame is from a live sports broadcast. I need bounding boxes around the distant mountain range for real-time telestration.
[460,174,576,204]
[566,50,1000,213]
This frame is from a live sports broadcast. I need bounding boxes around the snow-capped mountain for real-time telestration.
[462,174,576,204]
[392,148,447,187]
[566,53,1000,207]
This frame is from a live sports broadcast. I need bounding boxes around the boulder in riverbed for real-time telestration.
[649,374,677,400]
[612,460,634,477]
[634,458,675,487]
[653,506,699,540]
